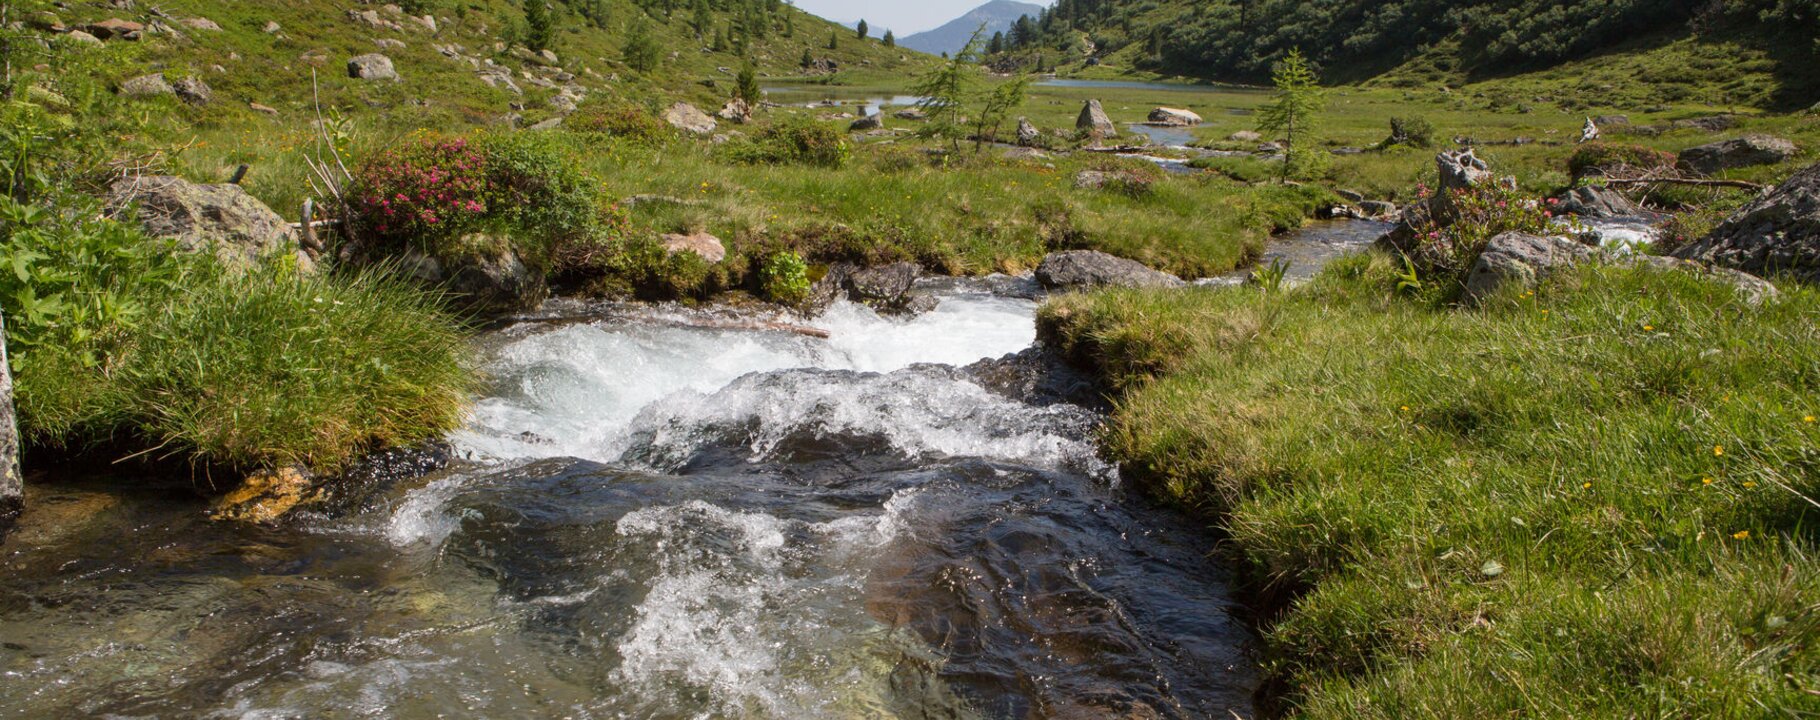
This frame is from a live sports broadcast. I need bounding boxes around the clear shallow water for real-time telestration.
[1,279,1258,719]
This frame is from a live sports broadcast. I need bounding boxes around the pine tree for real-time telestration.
[988,31,1004,54]
[735,63,760,104]
[882,30,895,48]
[801,48,815,67]
[624,18,662,72]
[691,0,712,37]
[1256,49,1325,180]
[856,19,868,40]
[524,0,555,53]
[827,30,839,50]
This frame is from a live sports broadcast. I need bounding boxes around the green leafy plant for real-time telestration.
[1250,257,1292,293]
[718,117,850,168]
[759,250,811,306]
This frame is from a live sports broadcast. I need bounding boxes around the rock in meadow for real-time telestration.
[850,113,883,131]
[1228,130,1261,143]
[662,102,717,136]
[348,53,399,81]
[85,18,142,40]
[1463,232,1597,303]
[1677,135,1797,175]
[1076,99,1117,138]
[1035,250,1185,290]
[66,30,103,45]
[118,73,174,98]
[1674,161,1820,283]
[717,99,752,124]
[105,176,294,270]
[1555,185,1639,218]
[172,76,213,106]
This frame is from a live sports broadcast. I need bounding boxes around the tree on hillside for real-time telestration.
[913,28,991,152]
[827,31,839,50]
[801,48,815,67]
[524,0,555,53]
[736,64,760,105]
[988,32,1004,54]
[691,0,712,37]
[856,19,869,40]
[1256,49,1325,181]
[883,30,895,48]
[624,18,662,72]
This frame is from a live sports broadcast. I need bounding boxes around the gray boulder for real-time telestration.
[717,99,751,124]
[66,29,102,45]
[894,108,927,121]
[1678,135,1796,175]
[1016,117,1039,146]
[1035,250,1185,290]
[1076,99,1117,138]
[1148,107,1202,126]
[105,176,294,270]
[846,262,930,313]
[1463,232,1597,303]
[663,102,716,136]
[395,241,547,315]
[1555,185,1640,218]
[119,73,174,98]
[1673,161,1820,283]
[348,53,399,81]
[850,113,883,131]
[172,76,213,106]
[1228,130,1261,143]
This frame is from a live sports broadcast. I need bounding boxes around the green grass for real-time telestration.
[19,261,475,475]
[1039,256,1820,715]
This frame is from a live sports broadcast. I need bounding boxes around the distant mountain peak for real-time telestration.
[900,1,1045,56]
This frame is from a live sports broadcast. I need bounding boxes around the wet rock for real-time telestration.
[105,176,294,270]
[894,108,928,121]
[1148,107,1202,126]
[1555,185,1639,218]
[1036,250,1185,290]
[1228,130,1261,143]
[663,102,716,136]
[1677,135,1796,175]
[1674,161,1820,283]
[211,466,319,523]
[1464,232,1597,303]
[846,262,921,312]
[1016,116,1039,146]
[119,73,174,98]
[398,240,547,314]
[850,113,883,131]
[1076,99,1117,138]
[348,53,399,81]
[172,76,213,106]
[660,231,726,264]
[1358,200,1398,219]
[962,346,1109,411]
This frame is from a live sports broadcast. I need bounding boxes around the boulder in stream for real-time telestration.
[1035,250,1185,290]
[1148,107,1202,126]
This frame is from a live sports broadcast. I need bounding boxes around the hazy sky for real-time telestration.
[792,0,1052,36]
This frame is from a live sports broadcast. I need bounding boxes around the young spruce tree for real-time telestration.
[1256,48,1325,181]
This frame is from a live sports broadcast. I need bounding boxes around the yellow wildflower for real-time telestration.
[1582,482,1593,489]
[1733,530,1750,540]
[1743,481,1758,488]
[1806,415,1816,424]
[1643,325,1654,331]
[1714,445,1725,457]
[1702,477,1715,485]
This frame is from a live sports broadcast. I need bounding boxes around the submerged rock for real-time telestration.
[105,176,295,270]
[1677,135,1796,175]
[1035,250,1185,290]
[1674,161,1820,283]
[210,466,319,523]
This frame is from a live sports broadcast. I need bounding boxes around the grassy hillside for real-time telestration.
[987,0,1819,111]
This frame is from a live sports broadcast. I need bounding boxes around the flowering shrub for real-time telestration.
[349,136,487,245]
[1407,183,1573,277]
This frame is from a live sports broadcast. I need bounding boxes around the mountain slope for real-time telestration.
[992,0,1818,110]
[901,1,1044,56]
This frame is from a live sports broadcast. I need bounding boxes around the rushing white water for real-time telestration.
[450,291,1041,464]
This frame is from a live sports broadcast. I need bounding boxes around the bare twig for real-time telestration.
[1601,177,1765,192]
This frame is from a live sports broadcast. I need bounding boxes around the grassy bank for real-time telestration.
[1039,255,1820,715]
